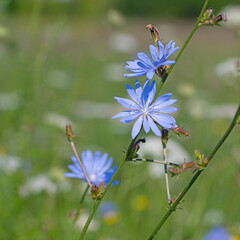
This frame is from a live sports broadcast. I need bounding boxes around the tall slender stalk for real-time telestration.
[73,185,90,224]
[79,137,137,240]
[147,104,240,240]
[163,144,171,203]
[155,0,209,97]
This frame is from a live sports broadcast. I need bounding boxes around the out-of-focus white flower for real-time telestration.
[222,5,240,28]
[109,33,138,53]
[187,99,238,120]
[104,63,125,82]
[214,58,240,85]
[0,155,20,174]
[177,83,196,98]
[19,174,57,197]
[204,208,225,226]
[74,101,117,119]
[107,9,125,27]
[0,92,23,110]
[75,212,100,232]
[138,137,190,178]
[44,112,72,129]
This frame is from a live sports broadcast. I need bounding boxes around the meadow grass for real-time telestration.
[0,16,239,240]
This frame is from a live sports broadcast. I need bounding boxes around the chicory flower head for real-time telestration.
[65,150,119,187]
[203,226,230,240]
[112,79,177,139]
[124,40,179,80]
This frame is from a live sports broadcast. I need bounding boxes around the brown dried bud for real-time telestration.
[172,126,189,137]
[169,167,181,176]
[181,161,197,169]
[66,123,74,142]
[146,24,160,43]
[210,13,227,25]
[161,128,169,146]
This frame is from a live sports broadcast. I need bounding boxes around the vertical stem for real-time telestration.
[79,137,137,240]
[163,145,171,203]
[155,0,209,97]
[147,104,240,240]
[73,185,90,224]
[70,141,92,188]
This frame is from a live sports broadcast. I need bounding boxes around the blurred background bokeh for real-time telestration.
[0,0,239,239]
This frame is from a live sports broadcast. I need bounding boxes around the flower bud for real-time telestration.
[172,126,189,137]
[91,182,105,202]
[146,24,160,43]
[181,161,197,169]
[169,167,181,176]
[66,123,74,142]
[210,13,227,25]
[161,128,169,146]
[203,8,213,19]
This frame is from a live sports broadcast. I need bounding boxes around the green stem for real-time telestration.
[155,0,209,97]
[147,104,240,240]
[79,137,137,240]
[73,185,90,224]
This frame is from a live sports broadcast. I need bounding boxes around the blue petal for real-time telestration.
[151,114,176,129]
[146,69,155,80]
[131,115,143,139]
[143,116,150,133]
[145,80,156,107]
[95,153,108,172]
[147,116,161,136]
[137,52,153,67]
[114,97,137,109]
[149,44,158,61]
[64,173,83,179]
[154,99,177,109]
[137,61,152,70]
[123,72,145,78]
[126,84,138,102]
[152,93,172,106]
[157,41,164,59]
[142,79,150,105]
[112,111,131,119]
[120,113,141,123]
[125,60,141,69]
[135,79,143,101]
[164,40,173,56]
[97,157,113,176]
[158,107,177,113]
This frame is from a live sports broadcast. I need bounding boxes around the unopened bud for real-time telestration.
[91,182,105,202]
[161,128,169,146]
[146,24,160,43]
[210,13,227,25]
[203,8,213,19]
[169,167,181,176]
[181,161,197,169]
[66,123,74,142]
[172,126,189,137]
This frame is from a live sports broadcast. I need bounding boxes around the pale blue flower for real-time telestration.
[203,226,230,240]
[124,40,179,80]
[112,79,177,139]
[65,150,119,187]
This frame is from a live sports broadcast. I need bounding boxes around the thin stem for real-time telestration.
[70,141,92,188]
[131,158,180,167]
[147,104,240,240]
[79,137,137,240]
[163,144,171,203]
[73,185,90,224]
[155,0,209,97]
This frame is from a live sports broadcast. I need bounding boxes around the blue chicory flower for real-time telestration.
[112,79,177,139]
[203,226,230,240]
[65,150,119,187]
[124,40,179,80]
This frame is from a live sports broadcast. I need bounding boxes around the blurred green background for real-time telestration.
[0,0,239,239]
